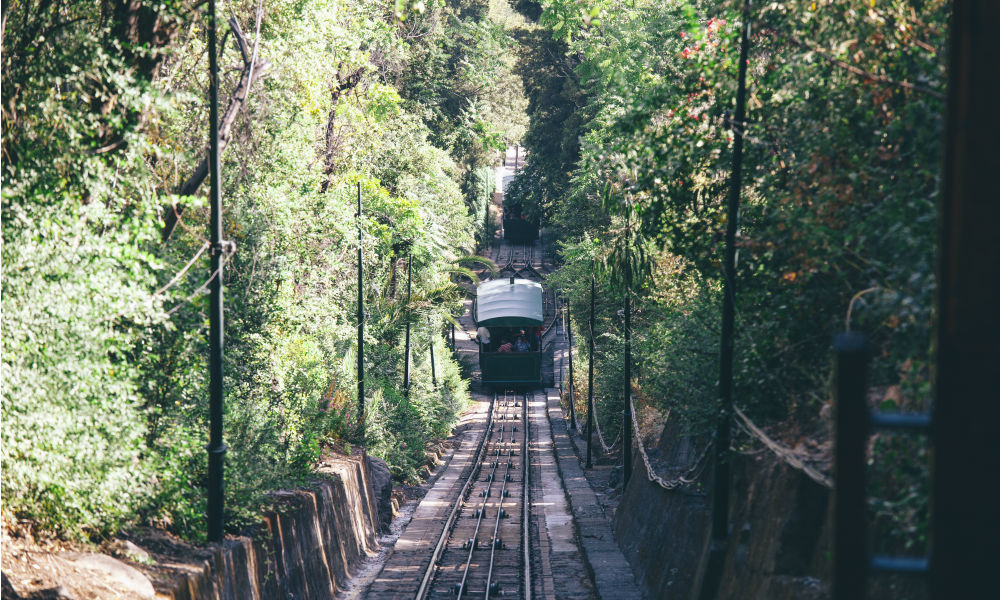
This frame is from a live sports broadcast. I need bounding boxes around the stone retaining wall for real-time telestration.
[156,452,387,600]
[613,420,833,600]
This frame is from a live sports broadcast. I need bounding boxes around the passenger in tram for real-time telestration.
[477,325,491,351]
[515,335,531,352]
[497,338,513,353]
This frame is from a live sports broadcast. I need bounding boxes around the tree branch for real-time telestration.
[784,32,944,100]
[319,65,367,193]
[162,10,268,241]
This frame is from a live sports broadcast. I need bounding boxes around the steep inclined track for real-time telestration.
[422,391,527,599]
[366,238,625,600]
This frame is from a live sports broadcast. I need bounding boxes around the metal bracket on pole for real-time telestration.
[209,240,236,256]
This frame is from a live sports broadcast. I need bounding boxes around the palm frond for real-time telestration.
[454,254,498,277]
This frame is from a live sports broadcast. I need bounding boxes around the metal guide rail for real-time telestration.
[416,390,531,599]
[495,241,544,282]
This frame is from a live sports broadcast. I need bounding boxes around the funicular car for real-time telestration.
[502,216,539,243]
[475,277,544,387]
[501,201,539,243]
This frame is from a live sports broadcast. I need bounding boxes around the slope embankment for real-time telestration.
[2,451,393,600]
[612,420,834,600]
[153,451,391,599]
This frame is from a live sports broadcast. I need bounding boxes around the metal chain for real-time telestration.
[591,404,621,453]
[629,398,714,490]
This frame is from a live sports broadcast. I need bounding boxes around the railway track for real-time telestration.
[367,236,600,599]
[417,390,531,599]
[495,240,543,281]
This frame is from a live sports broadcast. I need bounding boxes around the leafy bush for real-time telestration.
[3,0,513,541]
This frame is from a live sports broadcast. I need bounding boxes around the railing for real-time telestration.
[833,332,931,600]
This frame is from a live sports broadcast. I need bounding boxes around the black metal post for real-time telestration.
[429,318,437,389]
[205,0,227,544]
[404,254,412,397]
[623,206,633,487]
[833,332,869,600]
[715,0,751,547]
[586,273,595,469]
[451,322,456,351]
[932,3,1000,597]
[700,3,751,597]
[357,183,365,427]
[484,194,491,249]
[514,144,519,172]
[567,302,578,430]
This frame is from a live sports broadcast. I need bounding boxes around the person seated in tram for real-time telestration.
[477,325,491,351]
[497,337,513,353]
[515,335,531,352]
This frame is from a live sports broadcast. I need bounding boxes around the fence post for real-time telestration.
[404,254,412,396]
[833,332,869,600]
[933,3,1000,597]
[586,274,595,468]
[357,183,365,430]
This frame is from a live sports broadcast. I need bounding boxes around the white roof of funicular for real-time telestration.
[475,278,544,327]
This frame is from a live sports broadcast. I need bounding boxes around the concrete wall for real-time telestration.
[613,421,834,600]
[157,453,384,600]
[612,419,714,600]
[712,454,832,600]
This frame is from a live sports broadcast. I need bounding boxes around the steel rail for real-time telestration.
[521,392,533,600]
[522,244,547,281]
[497,242,515,275]
[513,243,541,280]
[455,396,510,599]
[415,392,498,600]
[484,391,521,599]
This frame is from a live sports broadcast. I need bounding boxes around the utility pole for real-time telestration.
[714,0,751,547]
[701,2,751,598]
[404,254,412,397]
[623,203,633,488]
[429,318,437,389]
[586,273,595,469]
[357,183,365,430]
[206,0,228,544]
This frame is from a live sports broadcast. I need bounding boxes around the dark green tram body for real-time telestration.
[502,218,539,244]
[476,278,544,387]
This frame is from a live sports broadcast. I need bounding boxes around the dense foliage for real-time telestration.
[514,0,945,556]
[2,0,523,540]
